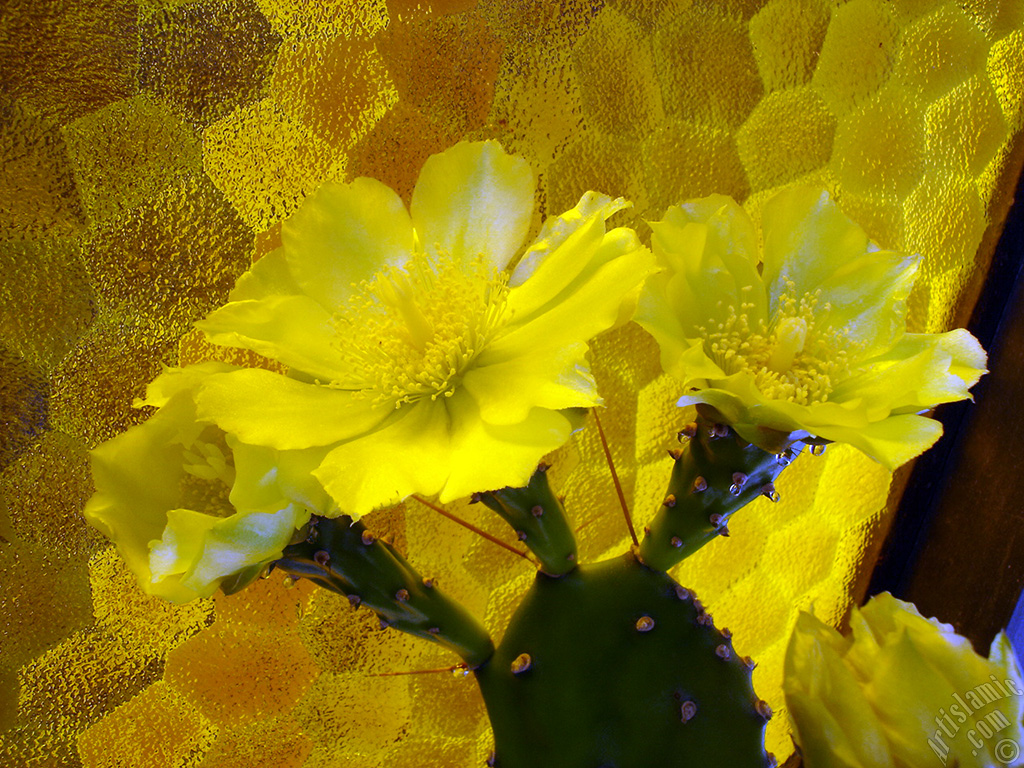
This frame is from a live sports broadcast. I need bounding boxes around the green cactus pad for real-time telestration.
[275,514,494,667]
[475,464,578,576]
[639,419,802,571]
[475,552,774,768]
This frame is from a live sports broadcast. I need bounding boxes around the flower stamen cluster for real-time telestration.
[333,251,511,407]
[179,429,236,518]
[699,284,854,407]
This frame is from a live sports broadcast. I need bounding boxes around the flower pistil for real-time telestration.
[700,284,853,407]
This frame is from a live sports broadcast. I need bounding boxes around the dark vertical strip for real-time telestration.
[868,164,1024,653]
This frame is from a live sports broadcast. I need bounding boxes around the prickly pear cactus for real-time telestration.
[277,415,794,768]
[476,554,772,768]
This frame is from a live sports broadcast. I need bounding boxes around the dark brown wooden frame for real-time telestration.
[868,151,1024,655]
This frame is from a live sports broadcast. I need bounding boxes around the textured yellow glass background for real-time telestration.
[1,0,1023,765]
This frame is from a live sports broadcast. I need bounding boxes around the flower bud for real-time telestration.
[785,593,1024,768]
[85,363,333,603]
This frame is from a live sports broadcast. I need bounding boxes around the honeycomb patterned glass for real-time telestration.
[1,0,1023,765]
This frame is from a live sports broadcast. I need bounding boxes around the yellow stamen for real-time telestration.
[334,251,511,407]
[698,283,853,406]
[180,428,236,517]
[373,267,434,352]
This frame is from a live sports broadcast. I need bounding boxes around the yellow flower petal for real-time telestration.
[506,191,630,306]
[635,272,694,380]
[139,362,238,410]
[282,176,415,311]
[989,631,1024,731]
[228,438,337,516]
[658,195,765,327]
[784,611,892,768]
[410,140,534,271]
[500,229,653,349]
[228,247,302,302]
[197,294,352,382]
[516,224,651,325]
[939,328,988,389]
[677,378,753,425]
[761,186,871,302]
[195,368,388,451]
[313,400,451,518]
[831,330,987,418]
[644,197,767,335]
[467,231,652,425]
[149,507,220,584]
[813,251,919,355]
[85,395,195,595]
[460,341,598,426]
[440,393,575,503]
[182,505,310,595]
[754,396,870,432]
[814,414,943,469]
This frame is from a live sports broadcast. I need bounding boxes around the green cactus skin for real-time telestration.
[474,464,578,576]
[275,514,494,667]
[638,417,803,572]
[474,552,775,768]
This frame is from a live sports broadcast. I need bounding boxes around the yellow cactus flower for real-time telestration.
[194,140,653,517]
[785,594,1024,768]
[636,187,986,467]
[84,363,333,603]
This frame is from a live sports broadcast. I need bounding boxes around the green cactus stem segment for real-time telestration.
[475,464,578,576]
[475,552,774,768]
[638,417,802,572]
[275,514,494,667]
